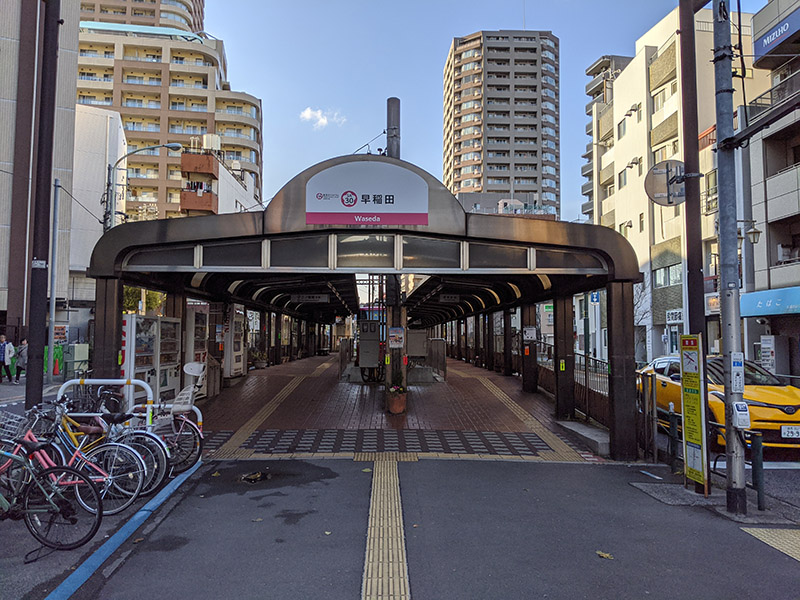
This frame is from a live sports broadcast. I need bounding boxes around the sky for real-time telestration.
[205,0,766,222]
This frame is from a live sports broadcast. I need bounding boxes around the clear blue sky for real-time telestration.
[205,0,766,221]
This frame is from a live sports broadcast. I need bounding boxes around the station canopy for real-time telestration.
[89,154,640,324]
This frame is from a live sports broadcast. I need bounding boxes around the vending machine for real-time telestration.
[158,317,181,401]
[120,315,182,409]
[224,304,246,379]
[184,304,209,398]
[121,315,158,408]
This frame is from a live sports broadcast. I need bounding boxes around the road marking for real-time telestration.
[742,527,800,562]
[477,377,584,462]
[212,375,306,458]
[310,358,335,377]
[362,460,411,600]
[640,470,664,480]
[44,460,203,600]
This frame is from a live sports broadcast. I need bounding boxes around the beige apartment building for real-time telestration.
[581,7,769,363]
[78,0,263,221]
[443,30,560,217]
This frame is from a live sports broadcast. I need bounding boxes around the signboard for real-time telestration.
[523,326,536,342]
[666,308,683,324]
[705,293,720,315]
[731,351,745,394]
[680,334,708,489]
[760,335,776,373]
[544,304,553,312]
[644,160,687,206]
[754,5,800,62]
[439,294,460,303]
[741,286,800,317]
[590,291,600,305]
[290,294,329,303]
[388,327,405,349]
[306,161,429,225]
[53,325,68,344]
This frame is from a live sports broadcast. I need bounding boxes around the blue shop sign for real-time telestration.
[740,286,800,317]
[755,6,800,62]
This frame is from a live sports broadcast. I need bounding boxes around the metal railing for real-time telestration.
[747,62,800,124]
[427,338,447,380]
[338,337,354,379]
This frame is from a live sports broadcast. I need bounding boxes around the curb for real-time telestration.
[44,461,203,600]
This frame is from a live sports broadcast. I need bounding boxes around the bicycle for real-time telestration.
[4,405,146,516]
[0,413,102,550]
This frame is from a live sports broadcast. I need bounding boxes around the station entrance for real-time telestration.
[89,154,641,460]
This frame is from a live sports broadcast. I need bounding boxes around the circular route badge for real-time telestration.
[341,190,357,208]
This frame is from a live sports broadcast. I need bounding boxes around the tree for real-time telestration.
[632,277,651,364]
[122,286,165,314]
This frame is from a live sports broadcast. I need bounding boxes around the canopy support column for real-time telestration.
[94,278,123,378]
[607,281,638,460]
[554,296,575,420]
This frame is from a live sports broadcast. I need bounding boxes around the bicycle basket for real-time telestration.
[0,410,29,441]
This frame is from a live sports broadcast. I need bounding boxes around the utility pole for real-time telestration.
[25,0,61,410]
[47,179,60,384]
[713,0,747,514]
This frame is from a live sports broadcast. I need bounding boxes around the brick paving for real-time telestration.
[198,355,598,460]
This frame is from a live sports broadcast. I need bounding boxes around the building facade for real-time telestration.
[741,0,800,374]
[443,30,561,218]
[581,7,769,363]
[1,0,80,342]
[77,1,263,221]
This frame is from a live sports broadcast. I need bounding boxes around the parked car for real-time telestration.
[638,355,800,449]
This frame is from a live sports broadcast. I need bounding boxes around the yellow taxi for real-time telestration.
[638,355,800,449]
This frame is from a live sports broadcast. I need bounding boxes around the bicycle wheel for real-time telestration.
[23,465,102,550]
[120,431,169,495]
[77,443,145,515]
[156,418,202,475]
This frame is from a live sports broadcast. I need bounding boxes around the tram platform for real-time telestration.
[199,355,601,463]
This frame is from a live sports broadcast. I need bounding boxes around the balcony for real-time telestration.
[181,152,219,179]
[765,163,800,221]
[748,65,800,125]
[181,188,219,214]
[581,199,594,215]
[580,162,593,177]
[581,181,593,195]
[585,72,605,96]
[124,124,160,132]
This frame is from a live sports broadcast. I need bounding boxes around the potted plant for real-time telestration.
[386,371,407,415]
[251,350,268,369]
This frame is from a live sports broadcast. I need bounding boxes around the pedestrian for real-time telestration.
[0,334,14,383]
[14,338,27,384]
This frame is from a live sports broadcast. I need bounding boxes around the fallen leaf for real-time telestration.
[211,471,221,477]
[324,531,332,535]
[133,538,145,544]
[596,551,614,560]
[412,524,419,528]
[361,468,372,473]
[252,518,263,522]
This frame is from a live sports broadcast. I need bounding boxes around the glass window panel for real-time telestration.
[403,237,461,269]
[535,250,603,270]
[127,247,193,267]
[469,243,527,268]
[337,234,394,268]
[203,241,261,267]
[271,236,328,268]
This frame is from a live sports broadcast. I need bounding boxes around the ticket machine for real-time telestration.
[224,304,246,379]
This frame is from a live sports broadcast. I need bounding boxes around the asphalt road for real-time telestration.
[4,459,793,600]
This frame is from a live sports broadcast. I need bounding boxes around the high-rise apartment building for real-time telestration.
[443,30,561,217]
[580,8,768,363]
[78,0,263,221]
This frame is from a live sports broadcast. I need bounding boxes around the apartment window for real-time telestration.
[543,165,556,175]
[543,88,556,98]
[671,80,678,95]
[542,113,556,124]
[604,184,615,198]
[639,212,644,232]
[653,89,666,112]
[542,101,556,112]
[543,63,555,73]
[653,145,668,164]
[617,119,626,139]
[487,151,508,158]
[618,170,627,189]
[487,177,509,185]
[671,139,679,155]
[542,192,557,201]
[619,223,628,238]
[543,178,556,188]
[637,158,643,177]
[543,126,556,137]
[543,152,556,162]
[544,140,556,149]
[653,264,682,288]
[636,103,643,122]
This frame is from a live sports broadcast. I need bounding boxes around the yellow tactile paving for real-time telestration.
[362,460,411,600]
[742,528,800,562]
[310,359,335,377]
[477,377,584,462]
[213,375,306,457]
[355,452,419,462]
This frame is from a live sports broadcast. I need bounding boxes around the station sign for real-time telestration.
[306,161,429,225]
[290,294,329,303]
[680,334,708,491]
[523,326,536,342]
[439,294,460,303]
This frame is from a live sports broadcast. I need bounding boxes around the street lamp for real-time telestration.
[736,219,762,249]
[104,142,183,231]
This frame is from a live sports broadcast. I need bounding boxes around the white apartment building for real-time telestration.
[581,7,769,364]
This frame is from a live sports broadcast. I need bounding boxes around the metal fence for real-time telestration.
[574,353,610,427]
[338,337,354,379]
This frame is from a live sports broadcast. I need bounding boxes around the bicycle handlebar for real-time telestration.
[56,379,154,405]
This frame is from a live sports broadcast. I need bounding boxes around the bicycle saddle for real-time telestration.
[15,439,54,455]
[104,413,135,424]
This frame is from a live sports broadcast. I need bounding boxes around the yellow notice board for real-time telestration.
[680,334,708,487]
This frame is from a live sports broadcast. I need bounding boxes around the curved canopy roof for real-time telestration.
[89,154,640,325]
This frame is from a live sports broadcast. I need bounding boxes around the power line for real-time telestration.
[352,130,386,155]
[55,183,104,225]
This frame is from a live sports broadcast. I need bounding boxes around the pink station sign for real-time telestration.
[306,161,429,225]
